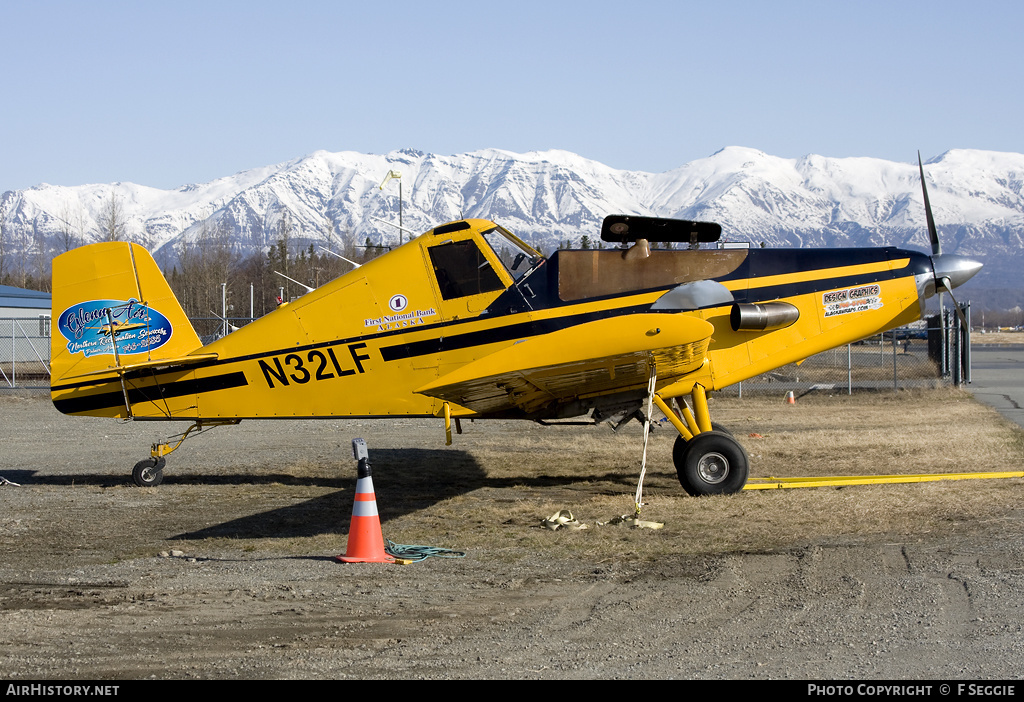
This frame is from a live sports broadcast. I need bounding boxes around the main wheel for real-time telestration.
[673,430,749,496]
[671,423,734,468]
[672,422,733,444]
[132,457,166,487]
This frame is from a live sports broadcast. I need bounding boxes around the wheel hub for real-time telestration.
[696,451,730,484]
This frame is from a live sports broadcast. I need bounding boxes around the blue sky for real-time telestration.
[2,0,1021,193]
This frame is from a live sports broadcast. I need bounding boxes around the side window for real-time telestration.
[427,240,505,300]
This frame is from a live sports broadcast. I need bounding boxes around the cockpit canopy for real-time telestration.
[426,221,542,303]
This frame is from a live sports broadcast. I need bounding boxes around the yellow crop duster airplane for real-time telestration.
[50,158,981,492]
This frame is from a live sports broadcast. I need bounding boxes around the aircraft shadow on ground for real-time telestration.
[4,447,666,541]
[0,469,350,489]
[172,447,486,540]
[170,448,658,541]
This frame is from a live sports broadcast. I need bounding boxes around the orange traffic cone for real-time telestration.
[785,391,796,404]
[336,440,394,564]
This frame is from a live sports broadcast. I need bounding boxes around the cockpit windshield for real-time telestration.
[480,225,544,282]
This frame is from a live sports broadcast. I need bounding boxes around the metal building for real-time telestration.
[1,284,51,385]
[0,284,51,319]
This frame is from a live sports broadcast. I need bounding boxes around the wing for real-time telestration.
[415,313,713,415]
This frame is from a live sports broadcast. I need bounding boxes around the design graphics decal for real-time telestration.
[58,299,173,358]
[822,284,883,318]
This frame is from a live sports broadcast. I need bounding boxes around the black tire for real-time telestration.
[673,430,749,496]
[671,423,732,453]
[711,423,733,437]
[132,457,165,487]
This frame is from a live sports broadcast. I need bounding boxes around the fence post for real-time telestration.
[942,308,951,378]
[846,344,851,395]
[964,302,972,384]
[952,306,962,387]
[892,332,898,390]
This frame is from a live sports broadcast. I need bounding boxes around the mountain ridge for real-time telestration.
[2,146,1022,291]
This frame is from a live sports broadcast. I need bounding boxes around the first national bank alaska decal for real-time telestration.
[58,299,173,358]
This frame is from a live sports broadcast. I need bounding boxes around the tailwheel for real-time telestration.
[673,431,749,496]
[129,420,238,488]
[132,456,166,487]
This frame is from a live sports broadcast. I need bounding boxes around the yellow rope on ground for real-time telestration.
[744,471,1024,490]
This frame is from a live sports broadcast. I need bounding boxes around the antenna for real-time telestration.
[318,247,361,268]
[209,310,240,334]
[369,215,417,238]
[378,170,403,245]
[273,270,315,293]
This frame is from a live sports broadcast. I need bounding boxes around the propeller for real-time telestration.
[918,152,982,328]
[919,152,941,257]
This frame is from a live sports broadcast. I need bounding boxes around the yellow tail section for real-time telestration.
[51,242,202,388]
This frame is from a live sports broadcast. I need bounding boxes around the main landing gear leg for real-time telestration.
[652,384,749,496]
[131,420,240,487]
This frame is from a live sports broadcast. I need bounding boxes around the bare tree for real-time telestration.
[29,219,51,291]
[171,219,239,319]
[56,204,86,252]
[267,213,294,299]
[97,191,127,242]
[0,198,9,282]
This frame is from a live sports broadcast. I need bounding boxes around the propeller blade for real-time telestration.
[918,151,941,256]
[942,281,970,328]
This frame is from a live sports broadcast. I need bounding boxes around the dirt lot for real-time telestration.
[1,389,1023,680]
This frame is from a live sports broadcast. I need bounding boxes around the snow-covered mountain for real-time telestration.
[2,146,1022,290]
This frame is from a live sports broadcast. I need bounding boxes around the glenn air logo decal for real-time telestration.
[58,299,173,358]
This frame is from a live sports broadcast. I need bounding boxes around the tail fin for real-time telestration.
[51,242,202,387]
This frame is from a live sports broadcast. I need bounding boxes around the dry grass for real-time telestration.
[974,331,1024,345]
[369,388,1024,561]
[69,388,1021,564]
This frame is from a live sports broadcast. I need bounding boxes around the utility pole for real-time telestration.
[379,170,403,246]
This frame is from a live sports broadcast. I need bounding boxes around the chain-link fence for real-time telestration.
[0,316,259,392]
[190,317,257,345]
[718,306,970,396]
[0,317,52,389]
[718,333,940,397]
[3,308,972,395]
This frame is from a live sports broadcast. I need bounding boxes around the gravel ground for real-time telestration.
[1,393,1023,680]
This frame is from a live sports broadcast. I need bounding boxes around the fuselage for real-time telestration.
[50,219,934,422]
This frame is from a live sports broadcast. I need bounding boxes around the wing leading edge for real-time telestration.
[415,313,713,416]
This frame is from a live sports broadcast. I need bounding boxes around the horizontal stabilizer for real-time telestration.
[57,353,219,382]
